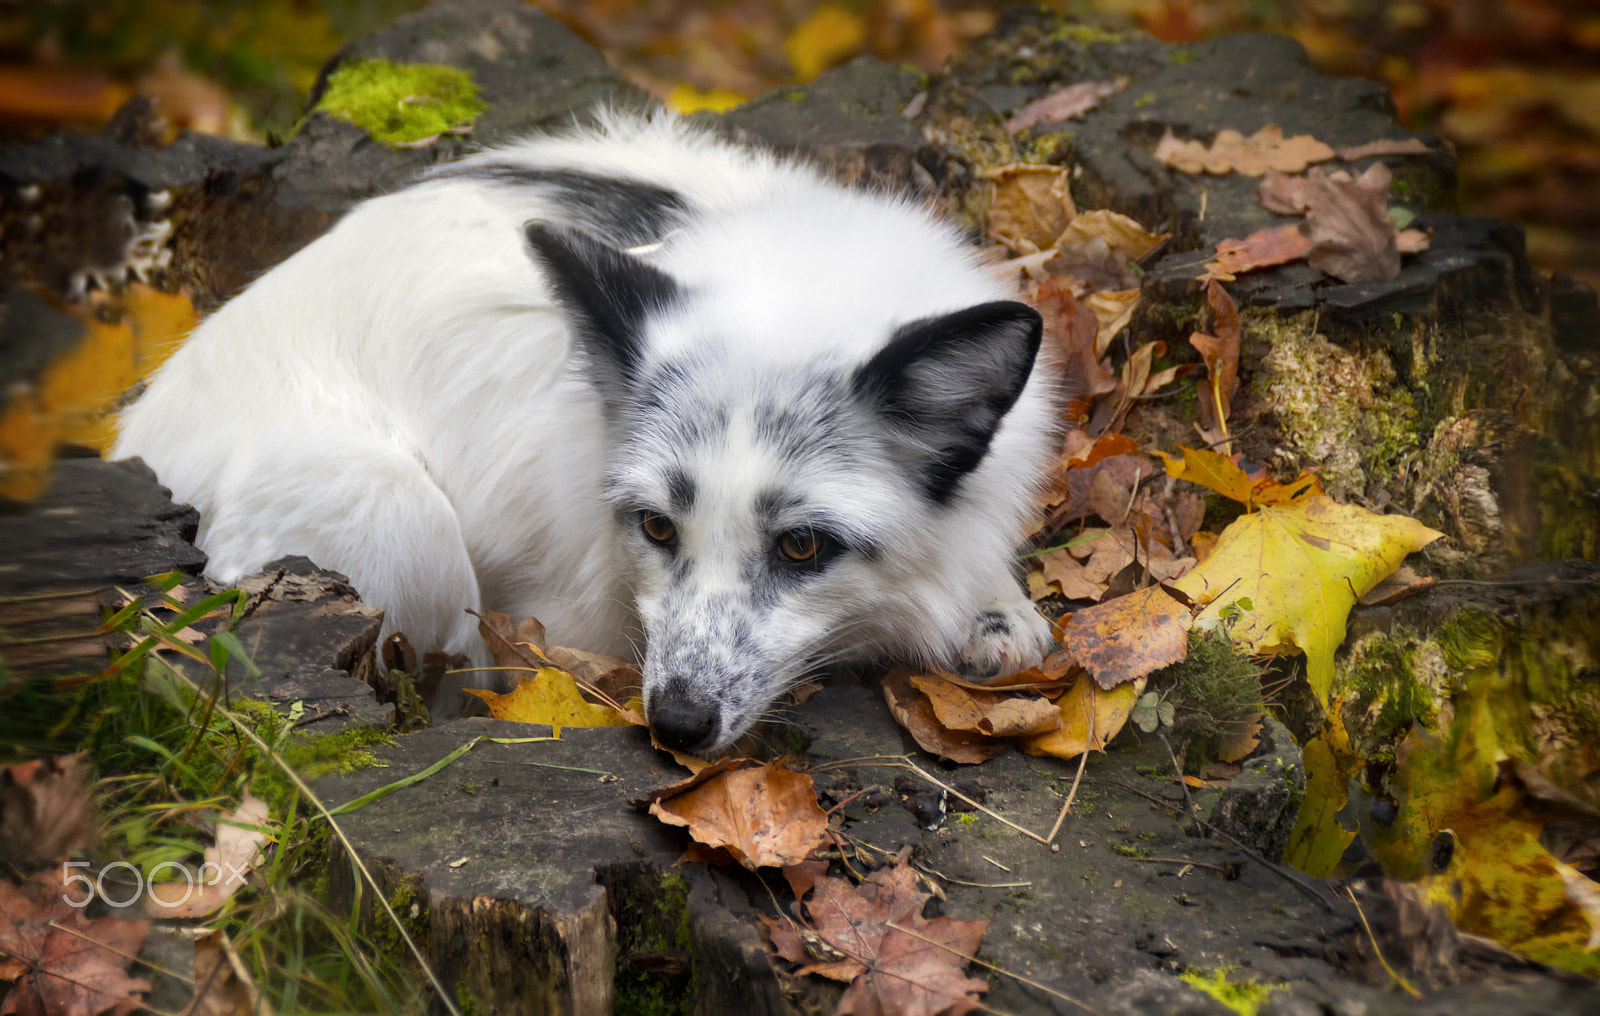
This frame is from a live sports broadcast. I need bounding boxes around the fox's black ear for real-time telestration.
[524,222,681,401]
[852,301,1042,504]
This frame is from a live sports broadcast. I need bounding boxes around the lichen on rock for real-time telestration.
[311,58,486,146]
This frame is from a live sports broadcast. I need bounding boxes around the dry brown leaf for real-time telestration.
[0,869,152,1016]
[145,796,270,918]
[1040,456,1157,534]
[1032,279,1117,424]
[1190,279,1241,439]
[1155,124,1336,177]
[1035,549,1109,601]
[1084,288,1140,358]
[647,762,829,869]
[1173,489,1206,542]
[1088,467,1134,527]
[1057,209,1167,264]
[1044,236,1137,292]
[0,755,98,870]
[1337,137,1431,161]
[881,670,1005,763]
[1063,584,1193,689]
[1258,169,1308,215]
[1215,712,1264,763]
[985,164,1075,253]
[1357,564,1437,607]
[766,861,991,1016]
[1397,227,1432,254]
[1201,223,1312,281]
[179,930,272,1016]
[907,673,1061,738]
[1303,163,1402,283]
[1006,78,1123,132]
[543,645,642,707]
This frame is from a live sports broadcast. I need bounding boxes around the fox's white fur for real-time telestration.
[114,112,1059,752]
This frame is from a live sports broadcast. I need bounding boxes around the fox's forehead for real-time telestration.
[603,358,905,548]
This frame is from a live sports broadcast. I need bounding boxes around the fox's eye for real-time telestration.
[778,529,818,562]
[641,513,677,544]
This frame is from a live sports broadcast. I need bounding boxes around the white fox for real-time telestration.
[115,111,1059,753]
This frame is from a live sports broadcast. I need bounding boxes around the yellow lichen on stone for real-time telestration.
[312,58,486,146]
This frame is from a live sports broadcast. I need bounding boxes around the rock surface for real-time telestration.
[318,680,1600,1015]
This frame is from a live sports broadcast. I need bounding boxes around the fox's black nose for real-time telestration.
[649,690,717,753]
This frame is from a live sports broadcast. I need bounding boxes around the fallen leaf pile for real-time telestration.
[0,869,152,1016]
[881,664,1143,764]
[765,859,990,1016]
[1151,123,1437,284]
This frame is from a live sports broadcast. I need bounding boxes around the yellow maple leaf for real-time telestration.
[463,667,634,735]
[666,85,746,113]
[0,284,195,501]
[1170,496,1442,705]
[1155,445,1324,510]
[784,5,865,83]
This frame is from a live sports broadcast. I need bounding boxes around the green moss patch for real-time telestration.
[313,58,486,146]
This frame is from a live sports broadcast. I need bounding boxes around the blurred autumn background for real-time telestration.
[1,0,1596,289]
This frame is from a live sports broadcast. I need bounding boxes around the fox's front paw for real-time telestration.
[955,600,1054,680]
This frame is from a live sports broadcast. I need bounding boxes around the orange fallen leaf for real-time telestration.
[1066,432,1140,469]
[1063,584,1193,689]
[908,673,1061,738]
[646,761,829,869]
[1035,548,1110,601]
[882,670,1004,763]
[1201,223,1312,282]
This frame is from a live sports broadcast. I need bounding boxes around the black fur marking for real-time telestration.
[524,224,681,410]
[976,610,1012,636]
[852,301,1042,505]
[665,469,697,517]
[435,164,690,248]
